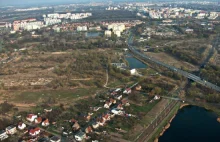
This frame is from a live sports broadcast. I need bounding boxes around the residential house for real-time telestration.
[0,130,8,141]
[121,99,130,106]
[154,95,160,100]
[102,114,111,122]
[123,88,131,94]
[6,126,17,135]
[74,131,86,142]
[42,119,50,127]
[110,98,116,104]
[26,114,37,122]
[18,122,26,130]
[35,117,42,124]
[50,136,61,142]
[104,101,112,109]
[114,94,122,100]
[98,118,105,126]
[117,104,123,110]
[135,85,142,91]
[72,121,80,131]
[110,113,116,118]
[92,121,99,129]
[29,128,41,136]
[111,109,124,115]
[85,115,91,122]
[85,126,93,133]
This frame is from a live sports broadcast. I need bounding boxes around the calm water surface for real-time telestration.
[126,55,147,69]
[159,106,220,142]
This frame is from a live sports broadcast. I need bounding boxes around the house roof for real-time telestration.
[6,125,15,130]
[70,118,77,123]
[75,130,85,137]
[117,104,122,108]
[103,114,109,119]
[35,117,42,123]
[27,114,36,119]
[18,122,23,127]
[29,128,40,134]
[0,130,6,134]
[43,119,49,124]
[50,136,60,141]
[110,98,115,103]
[86,126,93,133]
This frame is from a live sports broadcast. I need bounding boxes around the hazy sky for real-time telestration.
[0,0,98,7]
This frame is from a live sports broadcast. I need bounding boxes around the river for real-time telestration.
[159,106,220,142]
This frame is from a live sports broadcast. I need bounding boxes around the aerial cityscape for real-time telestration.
[0,0,220,142]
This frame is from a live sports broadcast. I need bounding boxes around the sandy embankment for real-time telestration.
[179,103,189,109]
[217,117,220,123]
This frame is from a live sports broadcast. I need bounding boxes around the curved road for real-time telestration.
[127,36,220,92]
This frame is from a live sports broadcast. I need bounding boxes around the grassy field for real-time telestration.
[11,88,98,103]
[130,100,159,113]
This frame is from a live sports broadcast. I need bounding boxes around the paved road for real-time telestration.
[127,35,220,92]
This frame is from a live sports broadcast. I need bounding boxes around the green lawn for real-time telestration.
[12,88,98,103]
[130,100,159,113]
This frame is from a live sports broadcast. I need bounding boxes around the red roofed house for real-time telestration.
[35,117,42,124]
[26,114,37,122]
[110,98,116,104]
[103,114,111,122]
[42,119,49,127]
[29,128,40,136]
[117,104,123,110]
[85,126,93,134]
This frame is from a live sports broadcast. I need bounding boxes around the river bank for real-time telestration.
[153,103,189,142]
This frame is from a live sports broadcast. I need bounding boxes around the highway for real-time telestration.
[127,35,220,92]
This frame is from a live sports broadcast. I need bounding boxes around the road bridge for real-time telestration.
[127,35,220,92]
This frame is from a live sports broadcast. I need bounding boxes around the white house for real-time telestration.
[50,136,61,142]
[130,69,137,75]
[75,131,86,141]
[92,122,99,129]
[114,94,122,100]
[6,126,17,135]
[104,30,112,37]
[26,114,37,122]
[111,109,124,115]
[18,123,26,130]
[29,128,40,136]
[104,101,112,109]
[42,119,50,127]
[154,95,160,100]
[0,130,8,141]
[123,88,131,94]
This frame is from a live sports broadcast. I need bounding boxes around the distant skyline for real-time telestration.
[0,0,218,7]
